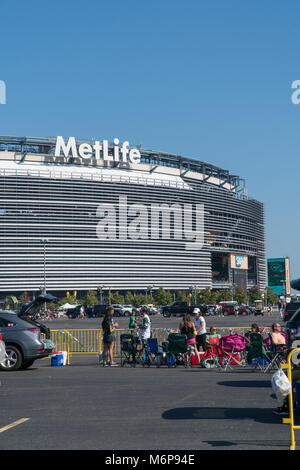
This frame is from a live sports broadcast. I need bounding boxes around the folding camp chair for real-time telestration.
[246,332,270,371]
[219,334,249,371]
[120,333,139,367]
[200,336,224,370]
[263,333,287,373]
[166,333,187,367]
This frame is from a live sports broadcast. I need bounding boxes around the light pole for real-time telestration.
[189,285,197,304]
[230,283,236,302]
[40,238,49,294]
[280,279,286,298]
[97,285,105,304]
[40,238,49,313]
[147,285,154,300]
[264,286,268,310]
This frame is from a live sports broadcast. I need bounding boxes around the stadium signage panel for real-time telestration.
[54,135,141,164]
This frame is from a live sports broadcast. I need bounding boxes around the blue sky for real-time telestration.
[0,0,299,280]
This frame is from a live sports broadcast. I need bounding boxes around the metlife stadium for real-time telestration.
[0,135,266,295]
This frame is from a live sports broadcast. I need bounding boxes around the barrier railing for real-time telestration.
[50,326,274,364]
[281,348,300,450]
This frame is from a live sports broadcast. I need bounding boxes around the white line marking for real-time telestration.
[0,418,30,433]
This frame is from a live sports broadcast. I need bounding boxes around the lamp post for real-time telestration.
[264,286,268,311]
[97,285,104,304]
[40,238,49,313]
[40,238,49,294]
[230,283,236,302]
[280,279,286,298]
[147,285,154,300]
[189,285,197,304]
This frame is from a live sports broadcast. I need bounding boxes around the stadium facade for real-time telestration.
[0,135,266,295]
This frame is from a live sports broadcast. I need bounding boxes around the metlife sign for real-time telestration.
[55,135,141,164]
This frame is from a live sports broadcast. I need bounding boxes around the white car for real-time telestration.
[120,305,134,316]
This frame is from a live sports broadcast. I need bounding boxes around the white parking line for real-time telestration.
[0,418,30,433]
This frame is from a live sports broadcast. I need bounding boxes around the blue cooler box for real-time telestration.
[51,353,63,367]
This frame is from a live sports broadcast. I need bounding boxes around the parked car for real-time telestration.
[110,305,123,317]
[120,305,134,316]
[0,294,56,371]
[253,300,264,316]
[66,305,82,318]
[205,305,218,316]
[283,302,300,322]
[161,302,203,318]
[222,304,237,316]
[85,304,109,317]
[147,306,158,315]
[285,308,300,349]
[238,305,251,316]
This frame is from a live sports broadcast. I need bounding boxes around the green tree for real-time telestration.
[234,288,248,305]
[176,291,188,302]
[266,287,278,305]
[197,288,212,304]
[58,295,78,306]
[214,289,232,303]
[132,293,149,307]
[124,291,135,305]
[154,288,173,306]
[248,286,262,304]
[84,290,99,306]
[110,291,125,305]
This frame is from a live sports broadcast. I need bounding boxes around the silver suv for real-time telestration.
[0,294,56,371]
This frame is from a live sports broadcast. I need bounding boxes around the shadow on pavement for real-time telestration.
[202,439,289,449]
[162,407,278,424]
[217,380,271,388]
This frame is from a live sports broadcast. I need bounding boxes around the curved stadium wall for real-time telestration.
[0,136,266,294]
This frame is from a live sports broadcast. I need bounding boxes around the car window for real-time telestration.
[0,318,16,327]
[290,309,300,321]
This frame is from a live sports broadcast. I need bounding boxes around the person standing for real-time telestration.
[80,305,85,319]
[129,309,137,332]
[179,313,201,365]
[138,307,151,343]
[101,307,119,366]
[193,308,207,352]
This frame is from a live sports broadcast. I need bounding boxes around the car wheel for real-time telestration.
[20,359,35,370]
[223,311,228,316]
[0,345,23,371]
[123,311,130,317]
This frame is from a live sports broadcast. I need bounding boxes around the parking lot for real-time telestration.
[46,308,281,332]
[0,309,296,451]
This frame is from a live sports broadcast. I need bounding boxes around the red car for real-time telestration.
[238,306,251,316]
[222,305,250,316]
[222,304,237,315]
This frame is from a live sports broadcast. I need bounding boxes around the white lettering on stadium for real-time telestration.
[54,136,141,164]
